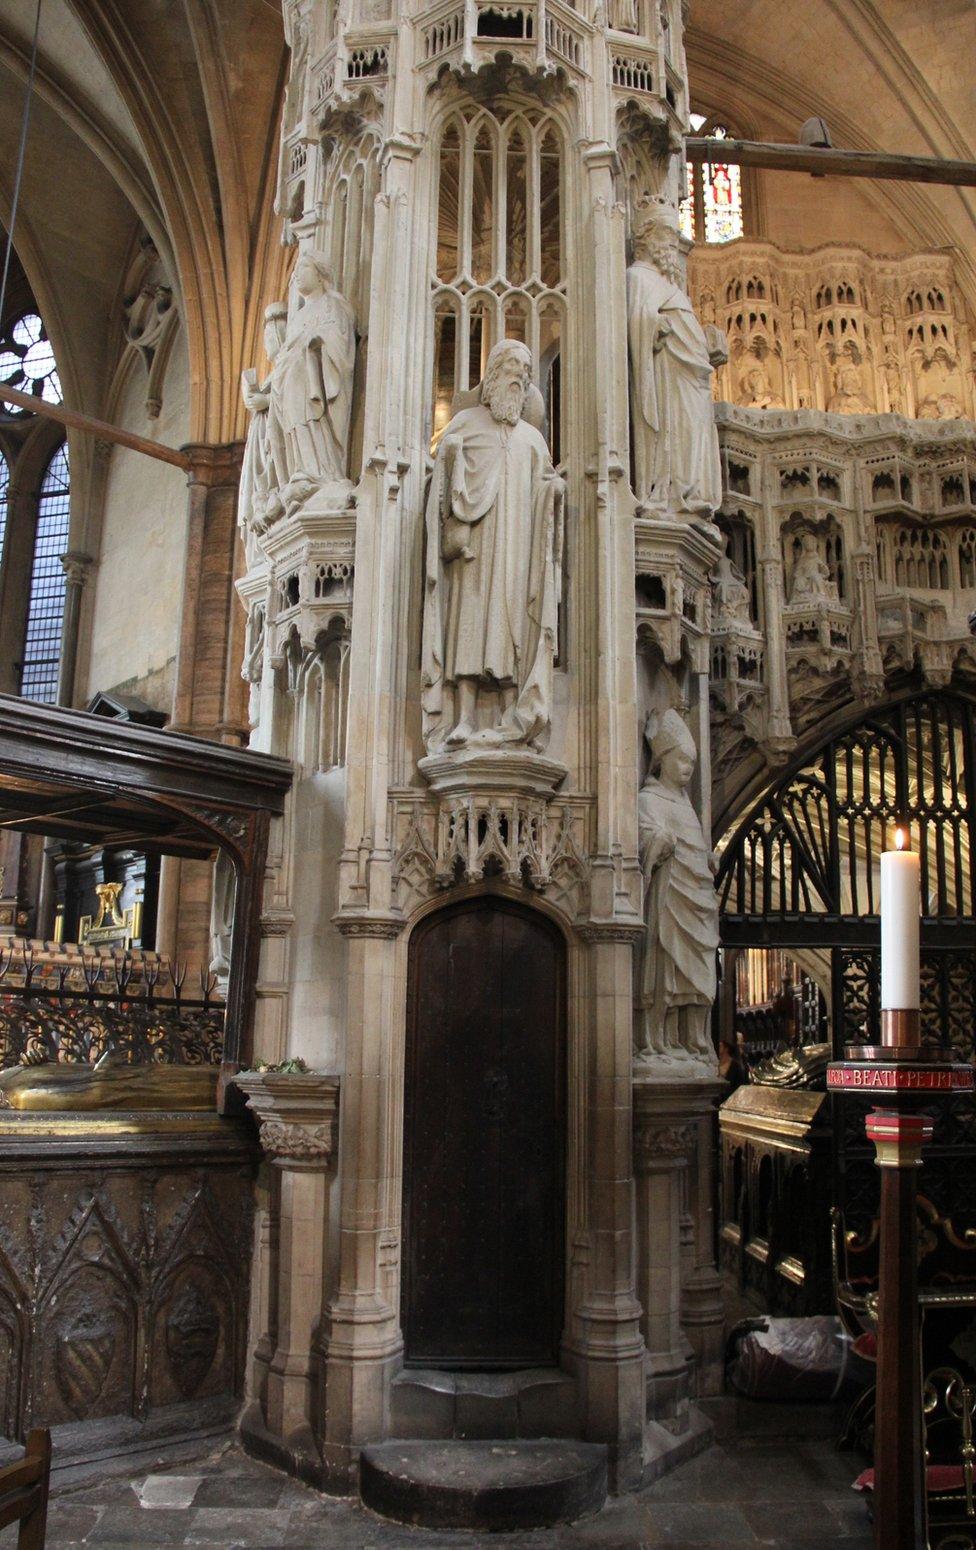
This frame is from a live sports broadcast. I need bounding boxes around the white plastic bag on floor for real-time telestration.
[727,1316,855,1400]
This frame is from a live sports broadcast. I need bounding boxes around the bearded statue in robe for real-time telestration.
[238,301,287,555]
[421,339,565,752]
[267,250,356,510]
[635,709,719,1071]
[626,203,722,518]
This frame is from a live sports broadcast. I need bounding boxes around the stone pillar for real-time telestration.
[319,921,404,1489]
[633,1091,694,1422]
[236,1072,340,1484]
[171,441,248,745]
[634,1078,725,1401]
[758,551,794,751]
[678,1079,726,1398]
[570,926,647,1492]
[57,550,93,707]
[161,442,247,974]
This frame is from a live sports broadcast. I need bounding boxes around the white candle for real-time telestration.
[880,827,920,1012]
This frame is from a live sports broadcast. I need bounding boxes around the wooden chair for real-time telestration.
[0,1429,51,1549]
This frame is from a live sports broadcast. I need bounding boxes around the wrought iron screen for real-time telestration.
[716,692,976,1234]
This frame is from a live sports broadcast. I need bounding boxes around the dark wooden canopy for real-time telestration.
[0,696,293,1092]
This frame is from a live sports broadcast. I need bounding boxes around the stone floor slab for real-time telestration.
[0,1397,873,1549]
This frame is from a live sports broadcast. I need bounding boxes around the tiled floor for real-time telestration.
[3,1399,873,1549]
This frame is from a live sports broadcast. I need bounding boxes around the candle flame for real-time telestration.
[894,826,908,851]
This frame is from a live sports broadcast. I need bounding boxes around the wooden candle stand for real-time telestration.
[828,1045,975,1550]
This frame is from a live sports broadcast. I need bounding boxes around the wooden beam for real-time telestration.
[0,383,192,470]
[686,137,976,188]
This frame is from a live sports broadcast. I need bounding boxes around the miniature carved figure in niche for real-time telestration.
[712,535,752,626]
[789,531,837,603]
[238,302,288,544]
[282,10,310,138]
[626,202,721,518]
[421,339,565,752]
[737,363,783,410]
[827,359,872,415]
[609,0,639,32]
[790,294,806,333]
[268,251,356,509]
[209,849,236,989]
[635,709,718,1070]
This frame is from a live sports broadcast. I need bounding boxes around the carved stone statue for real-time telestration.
[712,537,752,626]
[267,251,356,508]
[421,339,565,751]
[828,360,872,414]
[609,0,639,32]
[238,302,287,545]
[738,363,783,410]
[635,710,718,1069]
[626,204,722,517]
[789,532,837,603]
[209,849,236,988]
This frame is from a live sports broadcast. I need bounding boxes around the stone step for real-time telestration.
[391,1365,579,1439]
[360,1439,608,1532]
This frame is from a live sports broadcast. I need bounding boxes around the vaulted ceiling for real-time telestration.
[0,0,972,442]
[0,0,288,442]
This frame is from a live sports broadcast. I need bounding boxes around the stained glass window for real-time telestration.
[20,444,69,703]
[0,453,8,565]
[682,115,744,246]
[0,312,62,411]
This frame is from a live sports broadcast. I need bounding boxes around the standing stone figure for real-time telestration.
[238,301,287,547]
[712,536,752,627]
[627,204,721,517]
[268,251,356,506]
[635,709,719,1068]
[789,532,837,603]
[421,339,565,751]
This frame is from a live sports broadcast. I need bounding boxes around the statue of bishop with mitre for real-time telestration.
[421,339,565,752]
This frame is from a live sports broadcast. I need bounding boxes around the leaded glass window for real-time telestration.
[0,312,62,410]
[0,452,8,564]
[20,444,69,703]
[431,105,566,457]
[680,113,744,246]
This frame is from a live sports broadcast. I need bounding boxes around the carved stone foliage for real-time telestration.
[689,241,976,422]
[0,1142,253,1439]
[236,1072,340,1165]
[633,1120,695,1170]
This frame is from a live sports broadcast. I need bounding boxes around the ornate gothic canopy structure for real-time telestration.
[0,0,974,1533]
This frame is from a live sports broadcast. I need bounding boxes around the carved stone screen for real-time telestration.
[402,897,565,1368]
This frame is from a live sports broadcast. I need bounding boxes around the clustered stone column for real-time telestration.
[236,1071,340,1483]
[633,1077,725,1417]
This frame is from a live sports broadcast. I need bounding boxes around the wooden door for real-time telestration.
[402,897,565,1368]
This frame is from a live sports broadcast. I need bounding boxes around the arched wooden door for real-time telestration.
[402,896,565,1368]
